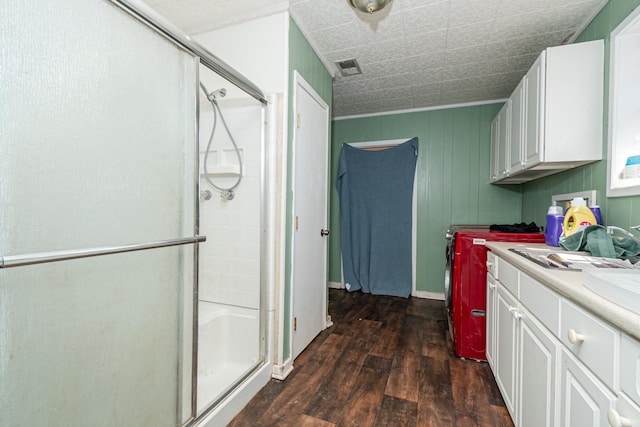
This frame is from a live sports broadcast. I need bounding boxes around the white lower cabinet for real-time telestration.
[491,281,558,427]
[518,309,557,427]
[488,254,640,427]
[610,393,640,427]
[560,347,615,426]
[486,271,497,370]
[495,284,519,417]
[615,334,640,426]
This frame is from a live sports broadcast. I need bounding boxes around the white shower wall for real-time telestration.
[198,98,263,309]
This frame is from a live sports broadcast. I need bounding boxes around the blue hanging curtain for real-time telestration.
[336,137,418,298]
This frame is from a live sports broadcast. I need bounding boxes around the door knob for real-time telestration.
[320,229,330,236]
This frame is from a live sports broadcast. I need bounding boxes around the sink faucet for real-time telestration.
[607,225,640,244]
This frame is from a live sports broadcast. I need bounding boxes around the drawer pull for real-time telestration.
[567,329,585,344]
[489,283,496,290]
[607,409,632,427]
[509,306,522,320]
[486,261,493,268]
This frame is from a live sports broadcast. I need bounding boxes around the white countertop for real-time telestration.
[486,241,640,341]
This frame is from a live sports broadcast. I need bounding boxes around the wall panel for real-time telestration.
[331,102,522,294]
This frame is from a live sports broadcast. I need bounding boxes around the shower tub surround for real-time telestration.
[196,74,266,418]
[197,301,260,412]
[198,95,263,311]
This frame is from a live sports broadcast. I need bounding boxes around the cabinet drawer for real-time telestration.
[498,259,519,297]
[487,251,497,277]
[612,393,640,427]
[519,272,560,336]
[560,299,619,389]
[620,334,640,407]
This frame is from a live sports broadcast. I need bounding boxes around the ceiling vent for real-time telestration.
[335,58,362,77]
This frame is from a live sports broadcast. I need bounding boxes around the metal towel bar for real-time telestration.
[0,235,206,269]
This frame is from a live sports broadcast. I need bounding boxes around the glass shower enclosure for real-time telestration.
[0,0,268,425]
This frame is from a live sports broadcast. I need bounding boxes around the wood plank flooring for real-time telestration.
[229,289,514,427]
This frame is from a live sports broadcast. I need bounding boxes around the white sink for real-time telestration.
[582,269,640,315]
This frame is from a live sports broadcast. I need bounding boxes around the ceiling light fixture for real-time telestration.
[349,0,392,14]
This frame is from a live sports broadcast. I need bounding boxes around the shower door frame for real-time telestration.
[107,1,271,423]
[109,2,272,423]
[0,0,270,425]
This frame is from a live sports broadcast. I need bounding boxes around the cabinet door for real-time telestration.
[524,52,544,169]
[518,309,557,427]
[495,283,519,418]
[559,348,614,427]
[509,79,525,174]
[486,272,497,370]
[490,114,500,182]
[620,334,640,407]
[497,102,510,180]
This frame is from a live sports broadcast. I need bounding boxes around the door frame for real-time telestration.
[290,71,330,360]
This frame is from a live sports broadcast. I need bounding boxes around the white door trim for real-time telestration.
[290,71,330,360]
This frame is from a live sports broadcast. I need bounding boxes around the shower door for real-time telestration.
[1,0,198,425]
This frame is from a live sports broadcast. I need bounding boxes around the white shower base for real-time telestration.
[197,301,260,413]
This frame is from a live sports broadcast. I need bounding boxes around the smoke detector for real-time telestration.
[335,58,362,77]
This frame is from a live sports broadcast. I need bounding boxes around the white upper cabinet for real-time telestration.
[523,54,544,170]
[490,40,604,184]
[491,102,511,181]
[509,79,526,175]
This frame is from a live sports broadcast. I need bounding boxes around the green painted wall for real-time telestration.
[285,18,333,360]
[330,104,524,293]
[521,0,640,230]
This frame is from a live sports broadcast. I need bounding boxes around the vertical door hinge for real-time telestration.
[296,113,301,129]
[294,317,297,331]
[295,216,299,230]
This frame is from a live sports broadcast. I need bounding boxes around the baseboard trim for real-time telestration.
[330,282,443,301]
[195,362,271,427]
[412,290,445,300]
[271,358,294,380]
[328,281,344,289]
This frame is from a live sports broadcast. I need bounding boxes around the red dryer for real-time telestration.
[444,226,545,360]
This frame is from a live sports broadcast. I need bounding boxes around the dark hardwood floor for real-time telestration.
[229,289,514,427]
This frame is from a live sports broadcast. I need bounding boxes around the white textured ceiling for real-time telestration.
[143,0,607,118]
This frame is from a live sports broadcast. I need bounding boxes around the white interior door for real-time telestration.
[292,71,329,359]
